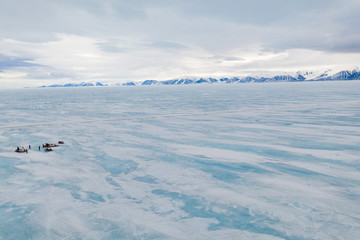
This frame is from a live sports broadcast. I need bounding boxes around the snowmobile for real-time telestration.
[43,143,59,148]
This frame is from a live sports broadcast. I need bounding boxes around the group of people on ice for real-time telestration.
[15,141,64,153]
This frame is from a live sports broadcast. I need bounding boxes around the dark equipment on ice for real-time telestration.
[15,146,27,153]
[43,143,59,148]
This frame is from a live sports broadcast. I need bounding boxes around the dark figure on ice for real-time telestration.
[29,145,31,149]
[38,146,41,151]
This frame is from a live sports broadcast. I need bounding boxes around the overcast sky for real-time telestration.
[0,0,360,88]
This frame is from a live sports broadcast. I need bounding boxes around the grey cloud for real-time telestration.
[167,0,360,53]
[223,56,244,61]
[210,55,244,62]
[260,26,360,54]
[26,72,73,80]
[148,41,187,50]
[1,0,359,54]
[0,0,148,42]
[97,40,128,53]
[175,0,338,25]
[329,40,360,53]
[0,54,40,69]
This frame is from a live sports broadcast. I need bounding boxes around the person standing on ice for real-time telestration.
[29,145,31,149]
[38,146,40,151]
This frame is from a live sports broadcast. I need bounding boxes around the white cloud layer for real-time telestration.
[0,0,359,88]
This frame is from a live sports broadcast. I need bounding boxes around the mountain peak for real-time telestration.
[37,68,360,88]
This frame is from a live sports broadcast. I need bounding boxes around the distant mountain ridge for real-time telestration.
[39,68,360,88]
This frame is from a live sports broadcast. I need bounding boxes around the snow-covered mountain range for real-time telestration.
[40,68,360,88]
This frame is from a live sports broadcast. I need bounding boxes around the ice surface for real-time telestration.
[0,82,360,239]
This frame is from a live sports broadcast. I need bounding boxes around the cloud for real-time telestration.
[0,54,40,69]
[0,0,359,87]
[96,40,128,53]
[148,41,187,50]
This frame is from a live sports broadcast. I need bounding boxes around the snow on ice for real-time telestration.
[0,82,360,239]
